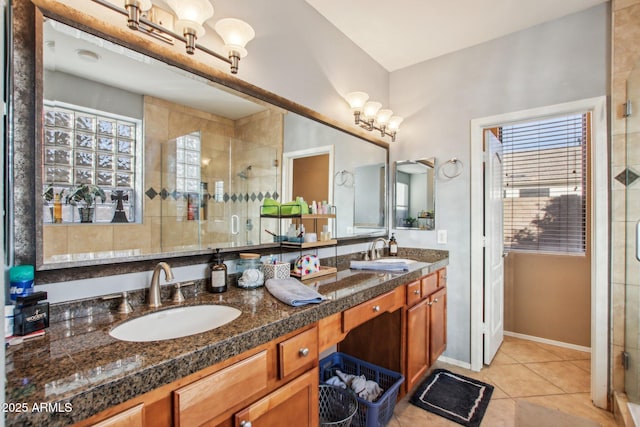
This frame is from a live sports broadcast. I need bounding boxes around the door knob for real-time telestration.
[240,421,252,427]
[299,348,309,357]
[372,305,380,312]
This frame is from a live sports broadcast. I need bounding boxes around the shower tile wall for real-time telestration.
[612,0,640,400]
[42,96,284,258]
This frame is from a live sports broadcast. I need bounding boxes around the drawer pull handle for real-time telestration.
[433,298,439,304]
[299,347,310,357]
[240,421,252,427]
[373,305,380,312]
[413,289,420,295]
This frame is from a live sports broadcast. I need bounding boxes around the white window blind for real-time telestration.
[502,113,588,254]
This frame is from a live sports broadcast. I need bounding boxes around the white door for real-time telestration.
[484,129,504,364]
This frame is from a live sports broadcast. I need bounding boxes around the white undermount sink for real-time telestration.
[109,304,241,342]
[373,257,418,264]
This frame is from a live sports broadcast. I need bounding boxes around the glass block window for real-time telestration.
[175,132,201,194]
[43,102,141,223]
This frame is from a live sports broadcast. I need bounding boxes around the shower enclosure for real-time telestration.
[161,133,277,251]
[626,60,640,403]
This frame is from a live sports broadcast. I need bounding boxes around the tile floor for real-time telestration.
[389,335,618,426]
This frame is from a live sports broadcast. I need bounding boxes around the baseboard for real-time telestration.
[437,355,472,370]
[504,330,591,353]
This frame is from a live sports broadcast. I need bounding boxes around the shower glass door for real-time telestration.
[625,60,640,403]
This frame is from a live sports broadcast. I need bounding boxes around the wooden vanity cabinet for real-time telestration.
[405,281,430,392]
[429,287,447,365]
[78,325,319,427]
[90,404,144,427]
[234,368,318,427]
[404,269,447,393]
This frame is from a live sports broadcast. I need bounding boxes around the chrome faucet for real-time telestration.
[368,237,388,260]
[149,262,174,307]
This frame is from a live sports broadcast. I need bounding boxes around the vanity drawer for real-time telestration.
[343,286,405,332]
[406,280,422,306]
[279,326,318,379]
[421,272,439,296]
[173,350,268,426]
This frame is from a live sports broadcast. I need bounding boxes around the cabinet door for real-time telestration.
[174,351,268,426]
[429,288,447,365]
[406,299,429,392]
[234,368,319,427]
[91,404,143,427]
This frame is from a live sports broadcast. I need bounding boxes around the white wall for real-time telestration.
[388,4,609,363]
[34,0,389,302]
[207,0,390,122]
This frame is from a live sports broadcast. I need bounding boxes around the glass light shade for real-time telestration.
[376,109,393,126]
[166,0,214,37]
[387,116,404,131]
[363,101,382,119]
[214,18,255,58]
[345,91,369,111]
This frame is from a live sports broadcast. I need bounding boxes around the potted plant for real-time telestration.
[65,184,106,223]
[43,185,65,223]
[404,216,417,227]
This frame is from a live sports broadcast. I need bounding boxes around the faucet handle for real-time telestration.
[119,291,134,314]
[172,281,195,303]
[102,291,134,314]
[172,283,185,303]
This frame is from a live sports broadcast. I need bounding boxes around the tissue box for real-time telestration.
[264,262,291,280]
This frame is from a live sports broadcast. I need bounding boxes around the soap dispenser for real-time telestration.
[389,233,398,256]
[209,249,228,293]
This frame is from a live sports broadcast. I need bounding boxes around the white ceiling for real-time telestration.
[43,19,267,119]
[304,0,609,72]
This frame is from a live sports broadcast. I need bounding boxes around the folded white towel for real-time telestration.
[350,260,409,271]
[265,277,326,307]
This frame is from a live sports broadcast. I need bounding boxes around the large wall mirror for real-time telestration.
[393,159,436,230]
[12,1,388,270]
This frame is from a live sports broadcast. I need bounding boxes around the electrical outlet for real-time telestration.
[437,230,447,244]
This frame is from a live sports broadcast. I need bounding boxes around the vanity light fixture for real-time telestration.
[344,91,403,141]
[92,0,255,74]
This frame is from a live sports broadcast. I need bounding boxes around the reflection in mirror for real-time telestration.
[41,18,281,265]
[34,16,388,269]
[394,159,436,230]
[283,114,387,238]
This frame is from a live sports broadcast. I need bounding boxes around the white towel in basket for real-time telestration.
[265,277,326,307]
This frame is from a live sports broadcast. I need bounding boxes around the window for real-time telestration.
[43,102,141,222]
[502,113,588,254]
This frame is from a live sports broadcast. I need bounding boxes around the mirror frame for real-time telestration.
[10,0,389,278]
[393,158,436,231]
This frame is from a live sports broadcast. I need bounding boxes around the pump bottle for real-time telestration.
[209,249,228,293]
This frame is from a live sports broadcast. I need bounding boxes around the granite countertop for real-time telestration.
[5,252,448,426]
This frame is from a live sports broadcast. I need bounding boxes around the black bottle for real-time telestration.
[389,233,398,256]
[209,249,228,293]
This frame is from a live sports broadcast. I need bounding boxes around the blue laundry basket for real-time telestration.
[319,352,404,427]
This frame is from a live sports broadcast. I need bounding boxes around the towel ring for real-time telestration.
[440,158,464,179]
[334,170,354,187]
